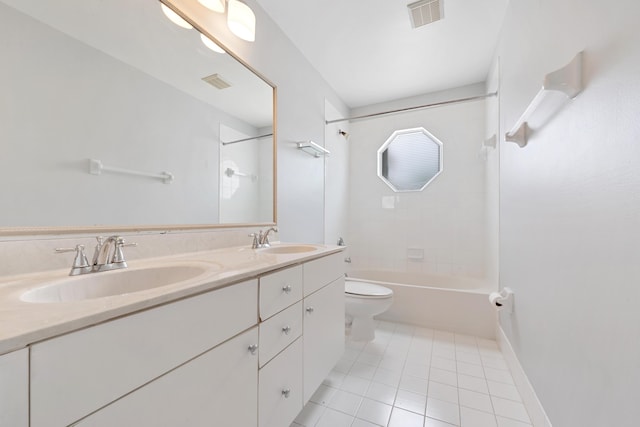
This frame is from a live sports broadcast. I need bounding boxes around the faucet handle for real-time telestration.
[55,244,91,276]
[248,233,259,249]
[112,237,136,265]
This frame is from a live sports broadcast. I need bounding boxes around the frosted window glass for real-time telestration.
[378,127,442,192]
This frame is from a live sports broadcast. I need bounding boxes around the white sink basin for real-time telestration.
[20,263,212,303]
[259,245,318,254]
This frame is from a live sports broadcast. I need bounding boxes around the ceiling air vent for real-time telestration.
[407,0,443,29]
[202,73,231,89]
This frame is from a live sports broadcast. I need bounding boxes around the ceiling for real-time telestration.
[256,0,509,108]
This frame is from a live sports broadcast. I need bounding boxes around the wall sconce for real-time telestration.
[160,4,193,29]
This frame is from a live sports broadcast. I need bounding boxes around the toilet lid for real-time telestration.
[345,281,393,297]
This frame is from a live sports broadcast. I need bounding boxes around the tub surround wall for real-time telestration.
[347,84,488,278]
[497,0,640,425]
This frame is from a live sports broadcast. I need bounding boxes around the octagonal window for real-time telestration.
[377,127,443,192]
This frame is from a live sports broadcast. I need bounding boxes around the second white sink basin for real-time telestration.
[259,244,318,254]
[20,262,213,303]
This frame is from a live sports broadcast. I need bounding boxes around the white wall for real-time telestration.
[323,100,350,246]
[497,0,640,425]
[346,85,488,278]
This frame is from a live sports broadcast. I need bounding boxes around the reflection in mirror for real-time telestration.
[378,127,443,192]
[0,0,274,230]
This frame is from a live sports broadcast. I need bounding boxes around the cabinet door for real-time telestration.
[303,277,345,402]
[259,338,303,427]
[75,327,259,427]
[31,279,257,427]
[0,348,28,427]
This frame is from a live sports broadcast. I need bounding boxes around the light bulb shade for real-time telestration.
[200,33,226,53]
[227,0,255,42]
[160,4,193,29]
[198,0,225,13]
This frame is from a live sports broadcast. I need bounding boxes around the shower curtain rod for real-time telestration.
[325,92,498,125]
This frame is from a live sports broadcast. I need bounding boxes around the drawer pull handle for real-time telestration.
[282,326,292,335]
[282,285,292,294]
[248,344,258,355]
[282,388,291,398]
[306,306,314,314]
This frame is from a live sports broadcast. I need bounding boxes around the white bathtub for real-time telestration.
[347,270,497,338]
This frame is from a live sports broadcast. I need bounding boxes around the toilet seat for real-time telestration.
[345,281,393,298]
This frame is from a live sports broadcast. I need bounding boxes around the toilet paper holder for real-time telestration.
[489,287,514,313]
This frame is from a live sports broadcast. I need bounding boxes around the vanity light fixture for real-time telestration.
[198,0,225,13]
[160,3,193,29]
[200,33,226,53]
[227,0,256,42]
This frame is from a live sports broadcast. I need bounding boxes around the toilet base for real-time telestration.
[350,316,376,341]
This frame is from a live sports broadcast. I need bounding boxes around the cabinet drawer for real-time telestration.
[259,301,302,367]
[303,252,344,296]
[31,279,258,427]
[260,265,303,320]
[259,338,303,427]
[74,327,259,427]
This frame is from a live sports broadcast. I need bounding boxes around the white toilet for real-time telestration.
[345,280,394,341]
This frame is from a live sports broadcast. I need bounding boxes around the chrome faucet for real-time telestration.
[92,236,133,272]
[260,227,278,247]
[249,227,279,249]
[56,235,136,276]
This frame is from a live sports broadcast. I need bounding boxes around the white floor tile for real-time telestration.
[491,396,531,424]
[400,374,429,395]
[432,356,457,372]
[310,384,339,406]
[373,367,402,387]
[425,417,458,427]
[365,381,398,405]
[394,389,427,415]
[458,374,489,394]
[487,381,522,402]
[388,407,425,427]
[294,401,325,426]
[351,418,379,427]
[426,397,461,425]
[459,389,494,413]
[404,361,430,379]
[323,369,346,389]
[299,321,530,427]
[430,367,458,387]
[483,368,514,385]
[356,398,393,426]
[457,361,485,378]
[496,416,533,427]
[427,381,459,404]
[349,362,378,381]
[314,408,354,427]
[460,406,498,427]
[327,389,363,416]
[341,375,371,395]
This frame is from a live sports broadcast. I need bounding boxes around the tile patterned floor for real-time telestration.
[292,321,532,427]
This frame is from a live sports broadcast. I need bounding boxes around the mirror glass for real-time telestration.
[0,0,275,231]
[378,127,443,192]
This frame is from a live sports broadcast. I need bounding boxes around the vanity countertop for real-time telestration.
[0,243,344,355]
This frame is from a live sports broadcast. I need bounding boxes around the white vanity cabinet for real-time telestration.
[30,279,258,427]
[257,252,345,426]
[74,327,259,427]
[18,249,344,427]
[302,254,345,402]
[0,348,28,427]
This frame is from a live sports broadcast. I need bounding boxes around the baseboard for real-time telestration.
[496,326,552,427]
